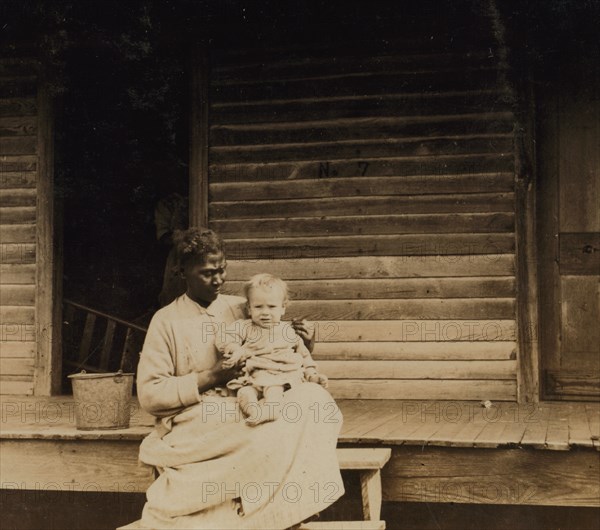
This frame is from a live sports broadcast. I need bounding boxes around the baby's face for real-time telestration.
[247,286,286,327]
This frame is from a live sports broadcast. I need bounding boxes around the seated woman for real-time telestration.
[137,228,344,529]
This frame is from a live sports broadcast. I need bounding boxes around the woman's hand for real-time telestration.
[292,318,315,352]
[196,359,243,393]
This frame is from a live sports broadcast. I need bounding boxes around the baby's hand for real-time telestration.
[305,370,328,388]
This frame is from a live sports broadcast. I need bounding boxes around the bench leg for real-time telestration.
[359,469,382,521]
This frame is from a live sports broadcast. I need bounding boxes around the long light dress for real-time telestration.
[136,293,344,529]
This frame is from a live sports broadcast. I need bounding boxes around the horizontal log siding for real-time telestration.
[0,59,38,395]
[208,40,517,401]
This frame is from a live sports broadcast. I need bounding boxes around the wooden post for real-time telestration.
[34,80,62,395]
[514,76,540,403]
[189,43,209,228]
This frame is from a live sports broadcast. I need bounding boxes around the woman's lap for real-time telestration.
[139,383,344,529]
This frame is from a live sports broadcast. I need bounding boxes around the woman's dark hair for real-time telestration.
[173,228,224,268]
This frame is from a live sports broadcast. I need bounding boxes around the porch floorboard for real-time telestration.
[1,397,598,450]
[1,397,599,507]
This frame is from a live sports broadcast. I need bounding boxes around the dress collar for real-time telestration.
[182,292,220,317]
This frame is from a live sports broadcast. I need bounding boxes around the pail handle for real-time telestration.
[114,370,125,383]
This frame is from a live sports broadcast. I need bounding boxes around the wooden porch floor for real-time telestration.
[1,397,598,450]
[2,397,599,508]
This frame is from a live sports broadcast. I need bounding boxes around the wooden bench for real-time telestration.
[117,447,391,530]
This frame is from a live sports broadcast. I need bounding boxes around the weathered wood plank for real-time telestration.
[337,447,391,470]
[0,224,35,243]
[211,70,506,102]
[212,212,515,238]
[0,136,37,155]
[211,90,510,125]
[225,255,515,279]
[328,379,516,400]
[382,446,600,506]
[211,91,513,125]
[34,82,61,395]
[341,403,401,439]
[520,413,549,449]
[0,59,39,77]
[398,417,453,446]
[210,135,513,164]
[0,97,37,117]
[0,439,154,491]
[313,320,516,342]
[189,44,209,228]
[585,403,600,441]
[210,153,514,182]
[210,173,514,202]
[312,341,517,361]
[567,403,595,447]
[334,401,384,435]
[560,276,600,373]
[0,154,37,172]
[559,233,600,275]
[425,410,481,446]
[0,285,35,305]
[213,52,500,81]
[0,357,34,376]
[0,378,33,395]
[211,114,514,146]
[472,411,519,448]
[224,277,516,300]
[0,306,35,325]
[99,320,116,370]
[0,116,36,136]
[0,341,36,358]
[319,360,516,380]
[432,407,490,448]
[558,88,600,232]
[78,313,97,363]
[224,234,515,259]
[0,264,35,284]
[284,298,515,320]
[0,189,36,207]
[0,243,35,264]
[300,521,385,530]
[213,193,515,219]
[367,407,435,443]
[213,29,499,62]
[0,77,36,98]
[546,371,600,398]
[545,413,571,451]
[0,207,36,224]
[0,171,36,189]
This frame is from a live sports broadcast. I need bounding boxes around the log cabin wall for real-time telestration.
[201,10,519,400]
[0,57,59,395]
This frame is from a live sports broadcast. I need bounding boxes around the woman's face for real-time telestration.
[182,252,227,306]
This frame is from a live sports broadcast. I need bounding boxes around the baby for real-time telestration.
[218,273,327,425]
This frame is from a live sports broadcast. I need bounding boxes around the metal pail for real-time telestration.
[68,371,134,430]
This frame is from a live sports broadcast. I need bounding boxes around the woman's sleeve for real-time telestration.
[297,336,317,369]
[137,313,201,417]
